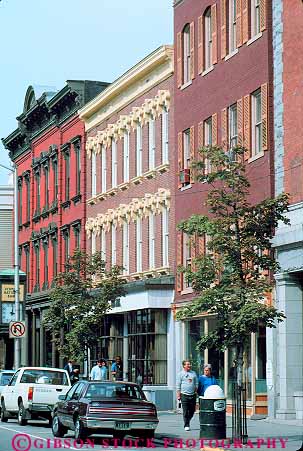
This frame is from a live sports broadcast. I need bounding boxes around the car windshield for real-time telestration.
[85,383,144,400]
[20,370,69,385]
[0,373,14,385]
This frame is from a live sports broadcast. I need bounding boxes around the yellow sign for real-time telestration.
[1,284,24,302]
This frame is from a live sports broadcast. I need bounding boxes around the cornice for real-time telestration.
[79,45,174,130]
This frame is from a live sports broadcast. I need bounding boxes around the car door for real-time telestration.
[66,383,86,429]
[57,384,79,427]
[4,370,21,411]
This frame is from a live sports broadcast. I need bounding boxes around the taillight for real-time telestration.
[28,387,34,401]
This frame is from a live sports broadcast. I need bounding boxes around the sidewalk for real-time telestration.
[154,412,303,451]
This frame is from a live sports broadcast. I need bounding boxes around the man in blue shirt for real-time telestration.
[111,356,123,381]
[198,364,217,396]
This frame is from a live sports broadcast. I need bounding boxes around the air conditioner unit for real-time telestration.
[179,168,190,184]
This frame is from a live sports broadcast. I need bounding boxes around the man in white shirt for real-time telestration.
[90,359,108,381]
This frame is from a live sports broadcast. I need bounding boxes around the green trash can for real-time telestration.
[199,396,226,439]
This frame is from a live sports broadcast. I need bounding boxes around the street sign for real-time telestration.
[9,321,26,339]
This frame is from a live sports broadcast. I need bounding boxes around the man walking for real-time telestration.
[176,360,198,431]
[90,359,108,381]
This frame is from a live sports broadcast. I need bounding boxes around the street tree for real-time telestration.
[176,146,288,388]
[43,250,125,361]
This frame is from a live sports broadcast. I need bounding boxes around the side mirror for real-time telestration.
[58,394,66,401]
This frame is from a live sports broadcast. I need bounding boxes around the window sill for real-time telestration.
[224,49,239,61]
[247,32,263,46]
[132,175,144,185]
[157,163,169,174]
[118,181,130,191]
[248,151,265,163]
[71,194,81,205]
[87,196,97,205]
[180,184,192,191]
[202,66,214,77]
[180,80,192,91]
[61,200,71,209]
[181,287,194,295]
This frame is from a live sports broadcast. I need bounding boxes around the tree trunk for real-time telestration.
[237,345,244,387]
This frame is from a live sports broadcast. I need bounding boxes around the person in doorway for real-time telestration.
[64,360,74,377]
[176,360,198,431]
[90,359,108,381]
[198,363,218,396]
[111,356,123,381]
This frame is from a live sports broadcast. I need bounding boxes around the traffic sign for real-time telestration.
[9,321,26,339]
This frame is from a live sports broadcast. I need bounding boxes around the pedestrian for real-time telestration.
[198,364,218,396]
[90,359,108,381]
[70,368,80,385]
[111,356,123,381]
[64,360,74,376]
[176,360,198,431]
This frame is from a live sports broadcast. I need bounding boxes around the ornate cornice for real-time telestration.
[86,90,171,155]
[85,188,170,237]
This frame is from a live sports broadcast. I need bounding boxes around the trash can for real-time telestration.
[199,385,226,439]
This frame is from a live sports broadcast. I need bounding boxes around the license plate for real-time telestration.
[115,422,131,430]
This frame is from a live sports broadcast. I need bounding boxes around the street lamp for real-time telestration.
[0,162,21,369]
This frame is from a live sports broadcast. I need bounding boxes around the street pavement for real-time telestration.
[0,412,302,451]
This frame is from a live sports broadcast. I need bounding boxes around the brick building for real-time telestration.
[80,46,175,409]
[2,81,108,368]
[173,0,273,414]
[269,0,303,420]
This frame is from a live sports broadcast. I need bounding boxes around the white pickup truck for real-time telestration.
[0,367,71,425]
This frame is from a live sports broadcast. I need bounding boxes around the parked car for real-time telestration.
[0,370,15,395]
[0,367,71,425]
[52,381,159,442]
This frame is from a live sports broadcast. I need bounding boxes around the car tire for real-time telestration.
[17,402,28,426]
[74,417,87,443]
[0,400,8,422]
[52,412,67,437]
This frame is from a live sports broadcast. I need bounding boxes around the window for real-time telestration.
[136,218,142,273]
[183,234,192,289]
[251,0,261,37]
[91,231,96,255]
[44,166,49,207]
[25,176,30,222]
[101,228,106,261]
[136,123,143,176]
[101,146,107,193]
[43,240,48,288]
[162,208,169,267]
[148,118,156,170]
[74,225,81,249]
[75,142,81,195]
[34,242,40,288]
[251,89,262,157]
[127,309,167,385]
[111,225,116,266]
[64,152,70,201]
[25,245,30,292]
[35,172,40,213]
[205,8,212,70]
[52,236,58,278]
[63,231,70,266]
[18,178,22,224]
[91,153,97,197]
[183,129,191,170]
[162,109,169,164]
[183,24,191,84]
[111,140,117,187]
[123,131,129,182]
[228,104,238,161]
[204,117,212,174]
[229,0,237,53]
[149,213,155,270]
[53,159,58,201]
[123,222,129,275]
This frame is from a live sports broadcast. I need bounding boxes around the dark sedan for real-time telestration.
[52,381,158,442]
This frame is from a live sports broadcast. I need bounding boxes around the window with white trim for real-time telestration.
[111,225,116,266]
[91,153,97,197]
[162,207,169,267]
[162,108,169,164]
[91,231,96,255]
[123,222,129,275]
[111,140,117,188]
[149,213,155,269]
[183,234,192,288]
[123,131,130,182]
[183,24,191,84]
[101,146,107,193]
[101,228,106,262]
[204,8,212,70]
[229,0,237,53]
[251,0,261,37]
[228,104,237,161]
[183,129,191,169]
[148,117,156,170]
[251,89,262,157]
[136,123,143,176]
[136,218,142,273]
[204,117,212,174]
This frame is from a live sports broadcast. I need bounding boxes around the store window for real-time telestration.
[92,315,124,365]
[128,309,167,385]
